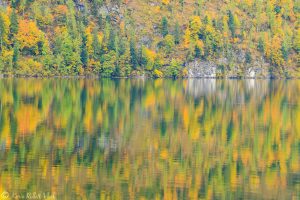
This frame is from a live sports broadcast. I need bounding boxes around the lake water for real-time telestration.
[0,78,299,199]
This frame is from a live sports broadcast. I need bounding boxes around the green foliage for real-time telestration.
[153,69,163,78]
[130,39,138,69]
[108,28,116,51]
[81,34,88,67]
[258,37,265,53]
[0,15,5,51]
[228,10,235,37]
[164,34,175,53]
[10,9,18,37]
[0,79,299,198]
[0,0,298,77]
[12,41,19,68]
[92,28,101,59]
[161,17,168,37]
[165,59,182,78]
[174,22,181,45]
[101,50,116,77]
[245,51,252,64]
[54,28,81,74]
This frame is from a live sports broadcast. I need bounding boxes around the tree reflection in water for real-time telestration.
[0,78,299,199]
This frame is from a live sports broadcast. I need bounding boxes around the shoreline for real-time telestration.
[0,74,299,80]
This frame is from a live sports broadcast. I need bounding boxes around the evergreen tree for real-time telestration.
[108,28,116,51]
[12,41,20,68]
[12,0,20,9]
[0,0,298,77]
[0,15,4,52]
[101,50,116,77]
[161,17,168,37]
[130,39,138,69]
[228,10,235,37]
[281,40,289,61]
[10,9,19,38]
[245,51,252,63]
[174,22,180,44]
[92,28,101,59]
[258,38,264,53]
[54,28,81,74]
[179,0,184,10]
[195,45,201,58]
[81,34,88,67]
[164,34,175,53]
[117,41,131,76]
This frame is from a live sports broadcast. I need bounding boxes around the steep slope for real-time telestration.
[0,0,299,77]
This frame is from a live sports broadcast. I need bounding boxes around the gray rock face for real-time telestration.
[187,56,272,78]
[245,67,264,78]
[244,57,271,78]
[187,61,218,78]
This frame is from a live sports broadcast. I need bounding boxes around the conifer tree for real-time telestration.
[108,28,116,51]
[174,22,180,45]
[228,10,235,37]
[130,39,138,69]
[12,41,20,68]
[92,28,101,59]
[0,15,4,52]
[161,17,168,37]
[10,9,19,38]
[81,34,88,67]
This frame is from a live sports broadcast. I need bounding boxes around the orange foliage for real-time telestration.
[16,19,45,53]
[16,105,41,134]
[55,5,68,15]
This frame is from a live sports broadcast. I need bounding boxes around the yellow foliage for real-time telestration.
[85,26,94,58]
[1,112,11,147]
[84,99,94,133]
[16,19,45,54]
[162,0,170,5]
[143,47,156,70]
[230,163,237,189]
[189,16,202,40]
[250,175,260,188]
[16,104,42,134]
[183,28,191,49]
[182,106,189,129]
[144,48,156,61]
[0,11,11,44]
[17,58,43,72]
[98,32,104,45]
[145,92,156,107]
[174,173,186,187]
[153,69,163,78]
[160,149,168,159]
[270,34,284,66]
[243,0,253,6]
[182,68,188,77]
[1,49,13,65]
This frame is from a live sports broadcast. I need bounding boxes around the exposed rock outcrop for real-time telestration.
[187,61,218,78]
[186,57,273,78]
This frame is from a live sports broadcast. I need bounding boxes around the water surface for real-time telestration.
[0,78,299,199]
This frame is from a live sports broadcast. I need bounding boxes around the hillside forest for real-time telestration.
[0,0,299,77]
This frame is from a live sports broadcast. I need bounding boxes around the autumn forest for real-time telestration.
[0,0,299,77]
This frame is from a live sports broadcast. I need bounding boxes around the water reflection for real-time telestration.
[0,78,299,199]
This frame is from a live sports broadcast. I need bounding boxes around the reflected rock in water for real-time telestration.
[186,79,270,105]
[186,79,216,98]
